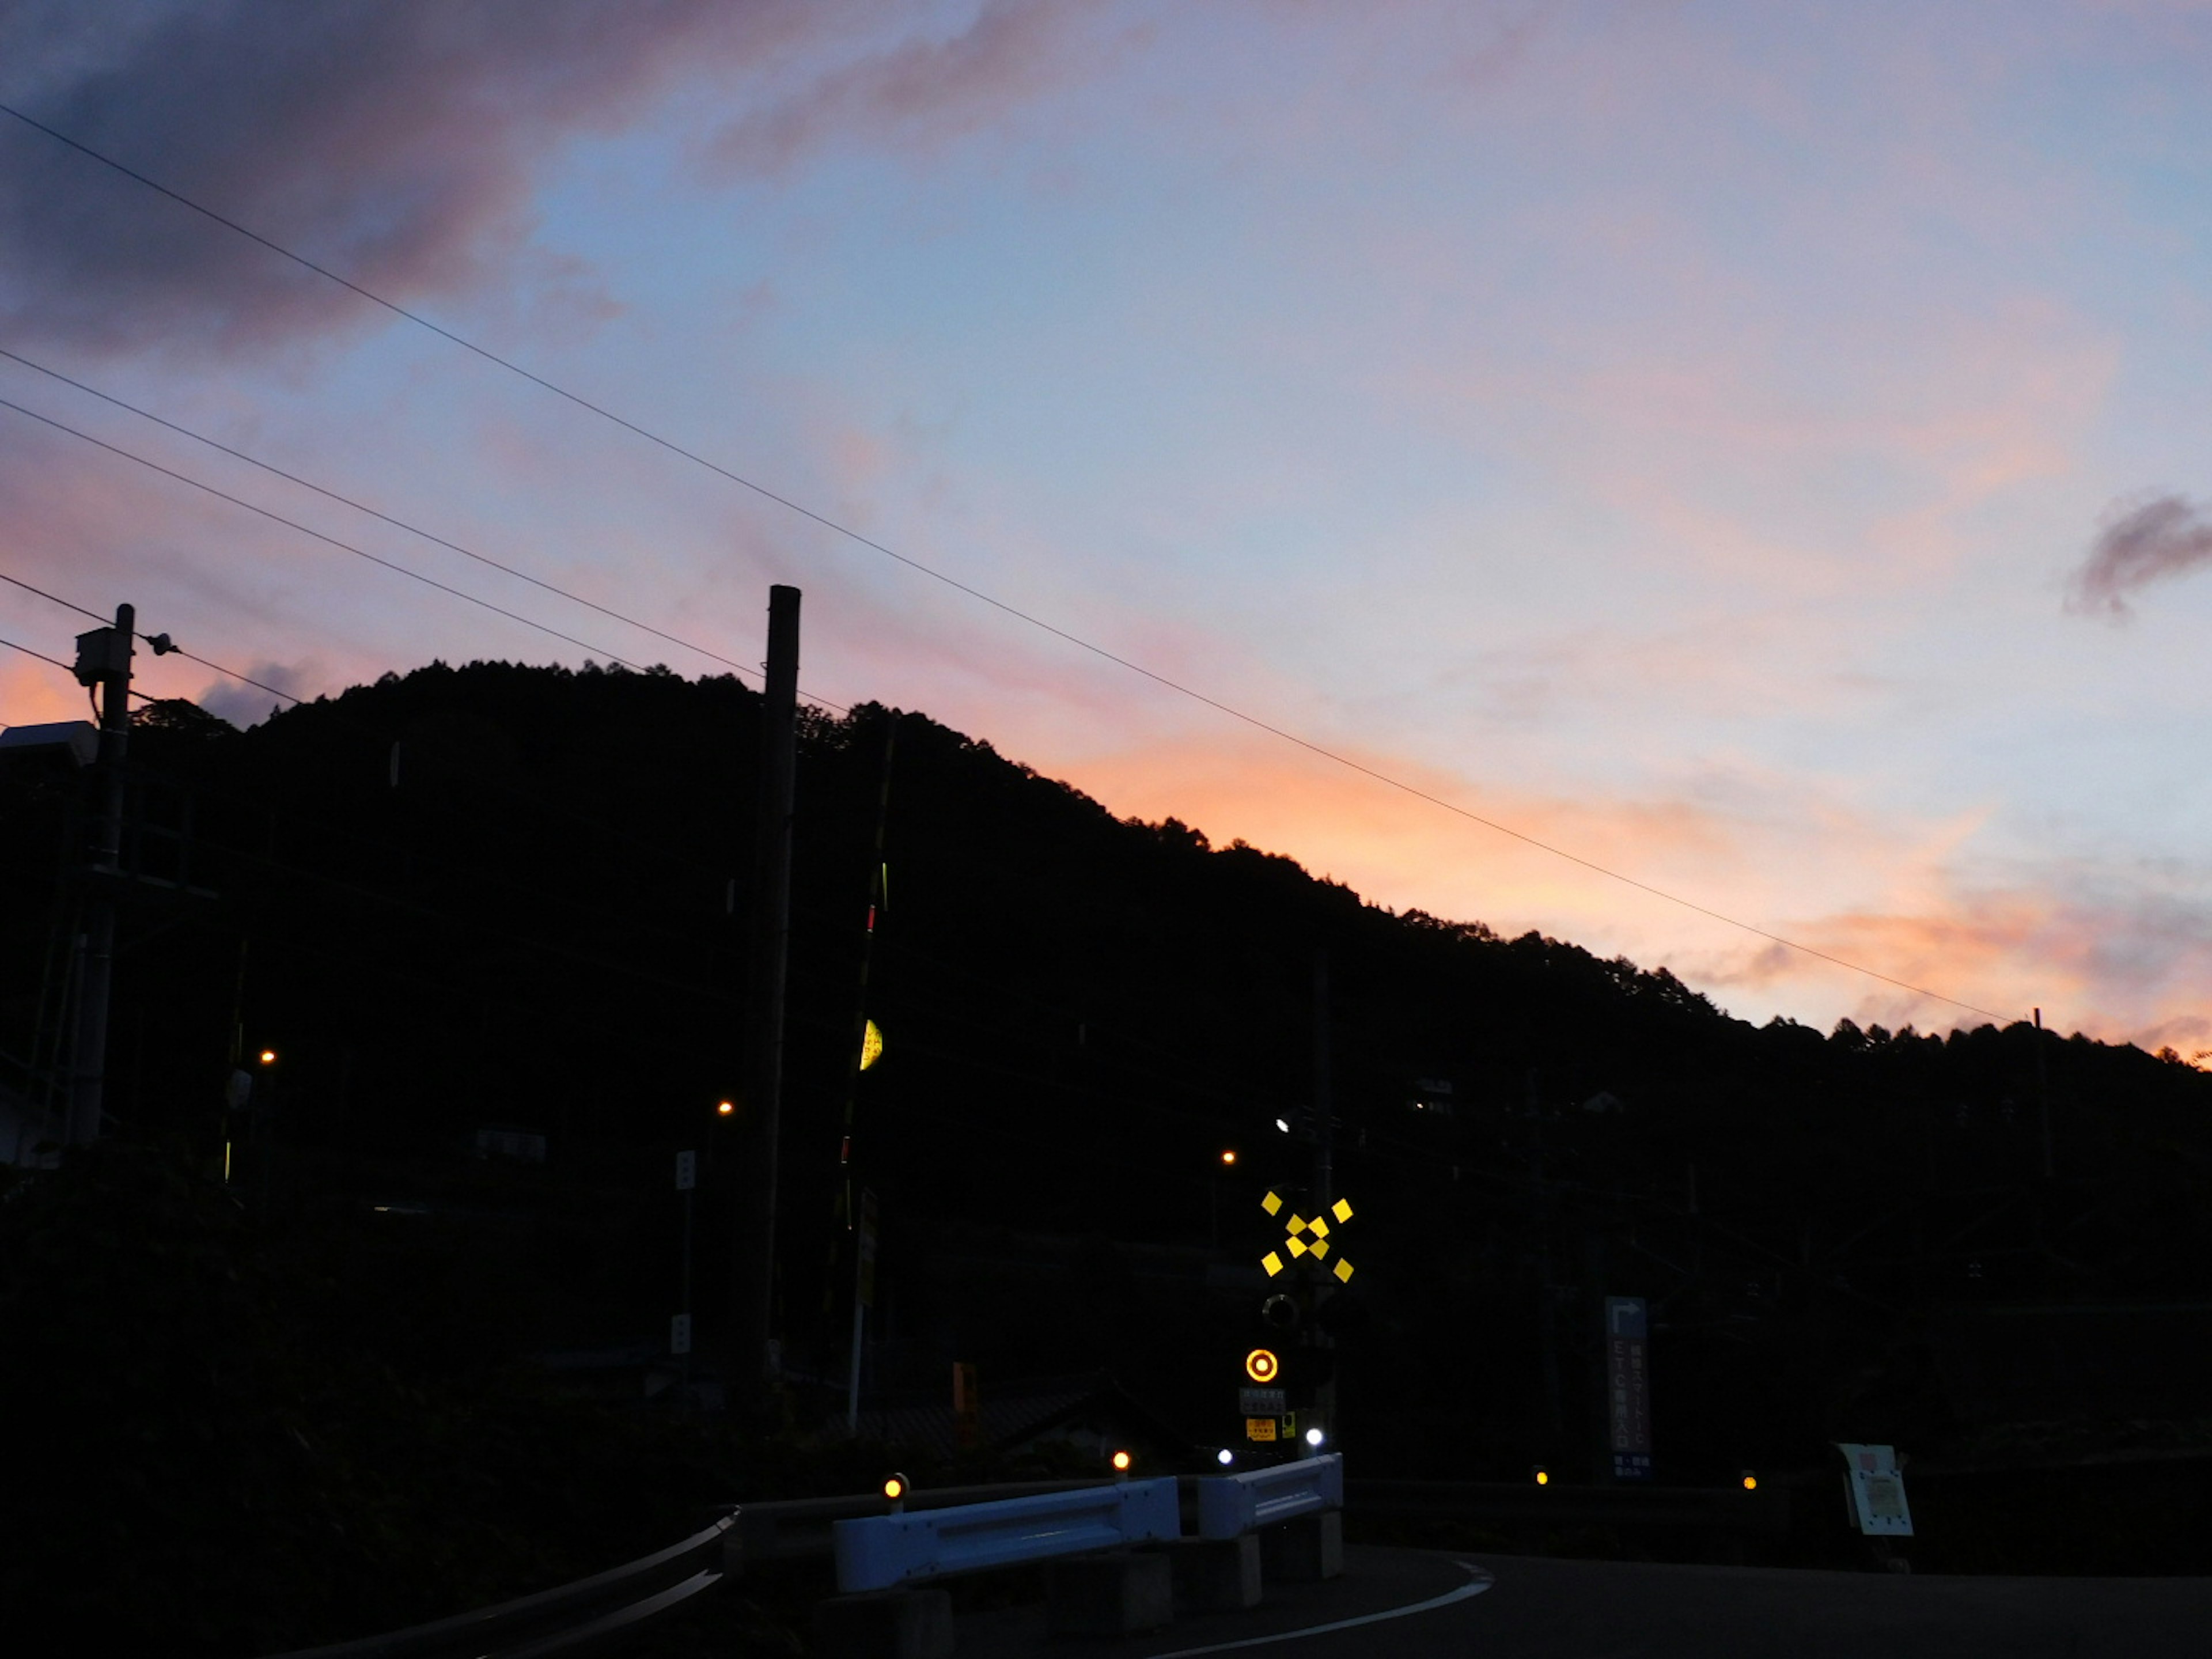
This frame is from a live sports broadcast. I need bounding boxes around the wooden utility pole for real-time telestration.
[733,585,800,1398]
[2035,1006,2052,1179]
[67,604,134,1147]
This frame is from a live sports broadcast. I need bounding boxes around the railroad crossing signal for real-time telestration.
[1259,1191,1356,1282]
[1245,1347,1279,1383]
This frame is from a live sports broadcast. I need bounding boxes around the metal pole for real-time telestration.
[734,585,800,1399]
[847,1187,876,1433]
[68,603,133,1147]
[681,1182,695,1389]
[1312,949,1332,1211]
[1311,949,1336,1454]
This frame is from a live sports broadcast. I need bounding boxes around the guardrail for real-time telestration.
[832,1478,1182,1593]
[726,1478,1115,1577]
[1195,1452,1343,1539]
[264,1513,732,1659]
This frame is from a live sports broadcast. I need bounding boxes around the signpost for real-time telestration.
[674,1150,697,1374]
[846,1187,877,1431]
[1604,1296,1653,1481]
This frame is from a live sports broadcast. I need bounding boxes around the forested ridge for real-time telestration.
[6,660,2211,1646]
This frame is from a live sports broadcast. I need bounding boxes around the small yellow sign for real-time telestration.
[1246,1417,1278,1442]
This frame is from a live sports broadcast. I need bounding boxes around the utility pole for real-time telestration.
[2035,1006,2052,1180]
[733,585,800,1400]
[67,604,134,1147]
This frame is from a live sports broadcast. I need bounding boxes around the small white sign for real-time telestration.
[675,1150,697,1191]
[671,1313,692,1355]
[1839,1442,1914,1536]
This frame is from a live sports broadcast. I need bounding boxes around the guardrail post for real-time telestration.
[1259,1511,1342,1583]
[1166,1534,1262,1611]
[1046,1552,1174,1638]
[812,1589,953,1659]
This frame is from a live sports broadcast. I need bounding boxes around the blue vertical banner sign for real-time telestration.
[1604,1296,1653,1480]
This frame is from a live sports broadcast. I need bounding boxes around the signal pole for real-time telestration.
[67,604,134,1147]
[1311,949,1336,1455]
[734,586,800,1401]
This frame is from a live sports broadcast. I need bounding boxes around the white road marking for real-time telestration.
[1143,1560,1494,1657]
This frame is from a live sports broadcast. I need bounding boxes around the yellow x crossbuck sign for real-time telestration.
[1260,1191,1355,1282]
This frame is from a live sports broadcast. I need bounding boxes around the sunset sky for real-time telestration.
[5,1,2212,1047]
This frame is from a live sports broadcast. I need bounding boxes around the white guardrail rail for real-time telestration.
[1194,1453,1344,1540]
[832,1478,1181,1593]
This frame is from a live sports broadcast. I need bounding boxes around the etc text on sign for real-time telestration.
[1605,1296,1653,1481]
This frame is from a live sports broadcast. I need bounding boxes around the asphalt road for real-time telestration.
[955,1545,2212,1658]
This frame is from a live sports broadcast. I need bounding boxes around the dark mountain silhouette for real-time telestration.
[6,657,2211,1629]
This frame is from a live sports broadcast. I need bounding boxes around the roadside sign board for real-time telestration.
[1245,1417,1278,1442]
[1240,1387,1287,1417]
[1839,1442,1914,1536]
[1605,1296,1654,1480]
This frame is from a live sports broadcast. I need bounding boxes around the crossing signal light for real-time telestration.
[1245,1347,1279,1384]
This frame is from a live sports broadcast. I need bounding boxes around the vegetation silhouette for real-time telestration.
[5,657,2211,1646]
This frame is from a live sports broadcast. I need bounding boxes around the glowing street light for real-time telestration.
[716,1100,734,1117]
[258,1049,277,1066]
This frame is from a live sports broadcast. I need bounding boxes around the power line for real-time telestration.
[0,388,850,714]
[0,630,77,678]
[0,394,665,676]
[0,345,768,687]
[1,567,298,706]
[0,98,2007,1022]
